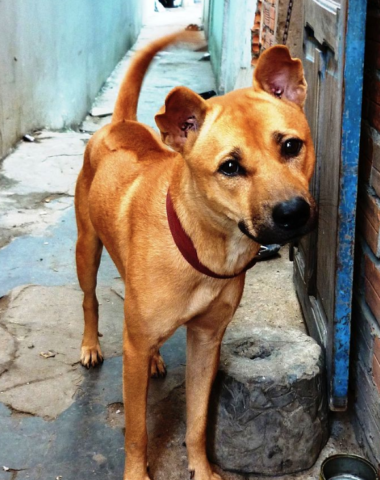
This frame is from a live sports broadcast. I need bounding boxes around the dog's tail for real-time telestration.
[112,31,195,124]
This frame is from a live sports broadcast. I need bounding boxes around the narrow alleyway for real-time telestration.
[0,5,361,480]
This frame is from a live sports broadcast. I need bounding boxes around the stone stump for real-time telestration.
[207,327,328,475]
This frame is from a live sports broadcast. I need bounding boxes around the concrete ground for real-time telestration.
[0,5,361,480]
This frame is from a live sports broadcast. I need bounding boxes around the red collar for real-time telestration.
[166,191,256,279]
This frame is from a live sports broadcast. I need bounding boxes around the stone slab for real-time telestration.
[0,284,124,419]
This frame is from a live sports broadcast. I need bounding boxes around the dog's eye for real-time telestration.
[218,160,245,177]
[281,138,303,157]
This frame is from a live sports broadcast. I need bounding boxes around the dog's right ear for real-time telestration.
[155,87,208,153]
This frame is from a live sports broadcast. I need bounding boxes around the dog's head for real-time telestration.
[155,45,316,245]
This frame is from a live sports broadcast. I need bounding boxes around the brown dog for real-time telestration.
[75,32,316,480]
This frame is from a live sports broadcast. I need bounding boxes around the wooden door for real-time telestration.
[293,0,367,410]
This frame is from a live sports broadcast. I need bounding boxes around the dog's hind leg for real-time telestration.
[150,350,167,378]
[75,172,104,368]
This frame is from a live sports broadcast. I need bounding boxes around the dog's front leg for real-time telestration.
[186,320,229,480]
[123,324,152,480]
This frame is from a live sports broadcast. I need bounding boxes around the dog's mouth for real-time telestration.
[238,221,261,243]
[238,219,316,246]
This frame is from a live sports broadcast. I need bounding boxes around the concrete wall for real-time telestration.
[206,0,256,94]
[0,0,144,160]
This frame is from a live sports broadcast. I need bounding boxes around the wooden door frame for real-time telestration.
[294,0,367,411]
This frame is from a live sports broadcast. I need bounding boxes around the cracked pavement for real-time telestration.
[0,5,361,480]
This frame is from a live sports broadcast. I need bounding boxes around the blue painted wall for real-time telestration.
[0,0,145,159]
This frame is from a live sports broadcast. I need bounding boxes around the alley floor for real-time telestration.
[0,4,362,480]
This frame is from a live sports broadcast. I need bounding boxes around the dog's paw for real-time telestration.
[189,471,222,480]
[188,465,223,480]
[150,351,167,378]
[80,343,104,368]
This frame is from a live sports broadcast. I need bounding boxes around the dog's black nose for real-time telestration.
[272,197,310,230]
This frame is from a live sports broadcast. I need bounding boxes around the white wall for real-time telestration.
[0,0,144,159]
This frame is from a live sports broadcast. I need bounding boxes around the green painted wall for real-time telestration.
[205,0,256,93]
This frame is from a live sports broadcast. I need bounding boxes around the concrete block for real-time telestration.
[208,327,328,475]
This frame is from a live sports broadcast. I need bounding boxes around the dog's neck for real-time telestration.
[166,191,257,279]
[167,166,260,277]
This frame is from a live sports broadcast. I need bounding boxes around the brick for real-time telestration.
[365,277,380,325]
[262,1,276,32]
[366,40,380,70]
[269,15,275,31]
[365,40,380,70]
[357,204,380,256]
[365,254,380,291]
[359,189,380,231]
[372,354,380,394]
[254,12,261,28]
[371,166,380,196]
[263,2,271,26]
[361,125,380,171]
[368,101,380,131]
[374,336,380,363]
[252,43,260,54]
[252,33,260,44]
[359,155,372,182]
[374,142,380,172]
[261,29,275,50]
[364,73,380,106]
[354,361,380,466]
[362,96,370,121]
[361,127,374,160]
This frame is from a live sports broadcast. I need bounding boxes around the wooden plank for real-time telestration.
[298,41,322,294]
[315,49,340,324]
[303,0,340,52]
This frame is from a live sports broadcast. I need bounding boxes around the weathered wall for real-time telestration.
[252,0,302,62]
[202,0,211,38]
[205,0,302,94]
[206,0,256,93]
[0,0,144,160]
[275,0,302,59]
[353,0,380,467]
[206,0,226,92]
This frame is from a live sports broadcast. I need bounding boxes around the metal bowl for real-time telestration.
[320,454,379,480]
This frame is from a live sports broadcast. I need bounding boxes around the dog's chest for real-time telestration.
[176,276,243,324]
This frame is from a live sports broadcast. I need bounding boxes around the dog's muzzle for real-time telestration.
[239,196,317,245]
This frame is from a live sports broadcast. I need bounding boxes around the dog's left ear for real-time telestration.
[155,86,208,153]
[253,45,307,108]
